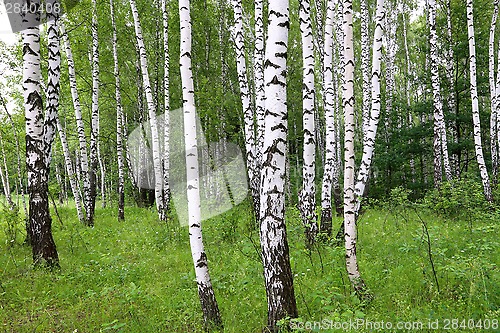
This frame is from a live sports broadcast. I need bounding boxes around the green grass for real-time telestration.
[0,198,499,332]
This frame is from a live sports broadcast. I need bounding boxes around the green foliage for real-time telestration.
[0,200,498,332]
[0,203,24,247]
[359,209,499,333]
[2,0,499,216]
[422,178,497,223]
[388,186,412,208]
[2,0,500,330]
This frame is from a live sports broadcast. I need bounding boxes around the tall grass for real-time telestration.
[0,197,498,332]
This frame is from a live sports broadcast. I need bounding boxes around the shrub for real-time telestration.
[421,178,496,222]
[0,203,24,247]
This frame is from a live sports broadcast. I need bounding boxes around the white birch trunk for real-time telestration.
[130,0,166,221]
[320,0,341,235]
[496,13,500,179]
[383,7,395,133]
[467,0,494,202]
[354,0,384,216]
[124,115,139,190]
[55,115,84,223]
[254,0,265,172]
[334,0,344,190]
[44,1,60,167]
[429,0,452,184]
[489,0,499,182]
[336,0,345,87]
[60,22,91,224]
[343,0,370,301]
[299,0,318,248]
[23,0,59,266]
[360,0,371,138]
[87,0,100,224]
[0,164,10,207]
[179,0,222,326]
[312,0,326,168]
[446,0,459,176]
[0,132,14,208]
[431,6,442,185]
[98,144,106,208]
[0,97,27,214]
[260,0,298,330]
[110,0,125,221]
[402,6,416,181]
[161,0,171,217]
[312,0,325,67]
[231,0,259,220]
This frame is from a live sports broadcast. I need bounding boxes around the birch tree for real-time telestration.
[110,0,125,220]
[383,4,396,134]
[496,12,500,180]
[86,0,100,225]
[23,0,59,267]
[312,0,326,167]
[55,115,84,222]
[60,22,92,225]
[429,0,452,185]
[161,0,171,217]
[179,0,222,327]
[231,0,259,220]
[343,0,371,301]
[0,131,14,209]
[335,0,344,87]
[402,3,416,180]
[354,0,384,217]
[489,0,499,182]
[320,0,341,235]
[430,2,442,185]
[466,0,493,202]
[360,0,371,138]
[0,95,26,215]
[497,29,500,179]
[260,0,298,329]
[299,0,318,248]
[44,0,60,167]
[254,0,265,174]
[130,0,166,221]
[445,0,459,176]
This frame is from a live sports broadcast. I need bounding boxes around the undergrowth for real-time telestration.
[0,193,498,332]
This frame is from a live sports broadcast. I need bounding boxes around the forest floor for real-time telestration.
[0,198,499,332]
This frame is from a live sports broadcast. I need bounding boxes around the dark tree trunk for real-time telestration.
[87,167,97,226]
[28,168,59,268]
[261,229,298,331]
[118,190,125,220]
[333,186,343,216]
[320,207,332,236]
[138,188,156,208]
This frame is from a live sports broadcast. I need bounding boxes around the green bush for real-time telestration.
[0,204,24,247]
[421,178,496,222]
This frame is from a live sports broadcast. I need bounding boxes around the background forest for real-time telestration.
[0,0,499,331]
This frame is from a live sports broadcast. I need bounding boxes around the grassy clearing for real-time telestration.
[0,199,498,332]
